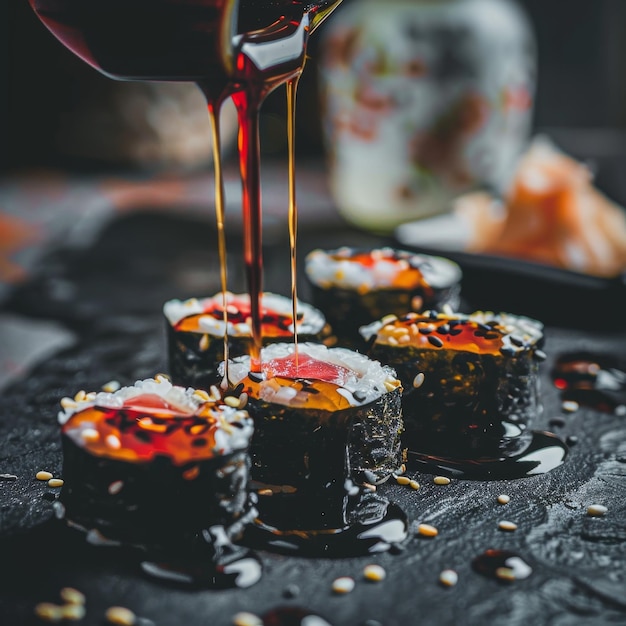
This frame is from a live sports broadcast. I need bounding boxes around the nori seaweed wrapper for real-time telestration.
[305,247,462,349]
[57,377,256,552]
[164,292,332,389]
[225,343,403,528]
[363,311,545,460]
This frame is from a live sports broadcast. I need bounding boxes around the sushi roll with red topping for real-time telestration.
[305,247,462,347]
[224,342,404,548]
[165,292,332,389]
[362,310,545,461]
[57,377,256,557]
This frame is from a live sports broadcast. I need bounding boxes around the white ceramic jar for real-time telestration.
[319,0,536,233]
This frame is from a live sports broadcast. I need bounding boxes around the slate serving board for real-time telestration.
[1,212,625,626]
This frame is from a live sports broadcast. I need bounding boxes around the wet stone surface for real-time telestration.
[1,213,626,625]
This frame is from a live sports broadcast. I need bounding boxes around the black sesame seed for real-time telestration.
[500,346,517,356]
[484,332,500,340]
[449,328,463,336]
[535,349,547,361]
[429,310,439,319]
[192,438,208,447]
[419,327,433,335]
[510,335,524,347]
[249,372,264,383]
[437,324,450,334]
[428,335,444,348]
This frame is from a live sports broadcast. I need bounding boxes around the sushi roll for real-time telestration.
[224,342,403,534]
[165,292,332,389]
[305,247,462,348]
[362,310,545,460]
[57,376,256,553]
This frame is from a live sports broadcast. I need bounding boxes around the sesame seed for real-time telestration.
[332,576,355,594]
[48,479,64,488]
[534,349,547,361]
[427,335,444,348]
[209,385,221,401]
[413,373,425,388]
[363,564,386,582]
[105,606,136,625]
[102,380,121,393]
[60,397,77,409]
[439,569,458,587]
[396,476,410,486]
[381,314,398,326]
[232,613,263,626]
[105,435,122,450]
[238,393,249,409]
[108,481,124,495]
[498,521,518,531]
[59,603,86,621]
[36,471,53,481]
[199,334,210,352]
[60,588,85,606]
[409,480,420,490]
[73,390,86,402]
[387,336,399,346]
[417,523,438,537]
[400,463,406,474]
[497,494,511,505]
[224,396,240,408]
[562,400,579,413]
[81,429,100,443]
[433,476,450,485]
[587,504,607,517]
[442,304,454,316]
[34,602,63,622]
[495,567,516,581]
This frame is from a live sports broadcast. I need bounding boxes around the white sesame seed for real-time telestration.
[34,602,63,622]
[108,481,124,495]
[562,400,579,413]
[363,564,386,582]
[232,612,263,626]
[102,380,121,393]
[387,336,399,346]
[238,393,249,409]
[396,476,410,486]
[48,478,64,488]
[409,480,420,490]
[60,397,77,409]
[60,587,85,606]
[210,385,221,401]
[587,504,608,517]
[495,567,516,581]
[81,429,100,443]
[439,569,458,587]
[413,373,425,389]
[332,576,355,594]
[224,396,240,408]
[105,606,136,625]
[105,435,122,450]
[497,494,510,505]
[199,334,210,352]
[59,603,86,621]
[73,390,86,402]
[36,471,54,481]
[498,520,518,531]
[433,476,451,485]
[417,523,438,537]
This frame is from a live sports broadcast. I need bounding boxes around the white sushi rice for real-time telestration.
[226,342,399,408]
[163,292,326,337]
[305,247,461,291]
[58,377,254,456]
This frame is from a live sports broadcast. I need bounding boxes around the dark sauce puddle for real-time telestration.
[407,431,568,480]
[243,486,408,557]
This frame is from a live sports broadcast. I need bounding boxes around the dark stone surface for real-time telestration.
[1,212,626,625]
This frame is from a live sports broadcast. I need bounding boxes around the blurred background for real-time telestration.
[2,0,626,174]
